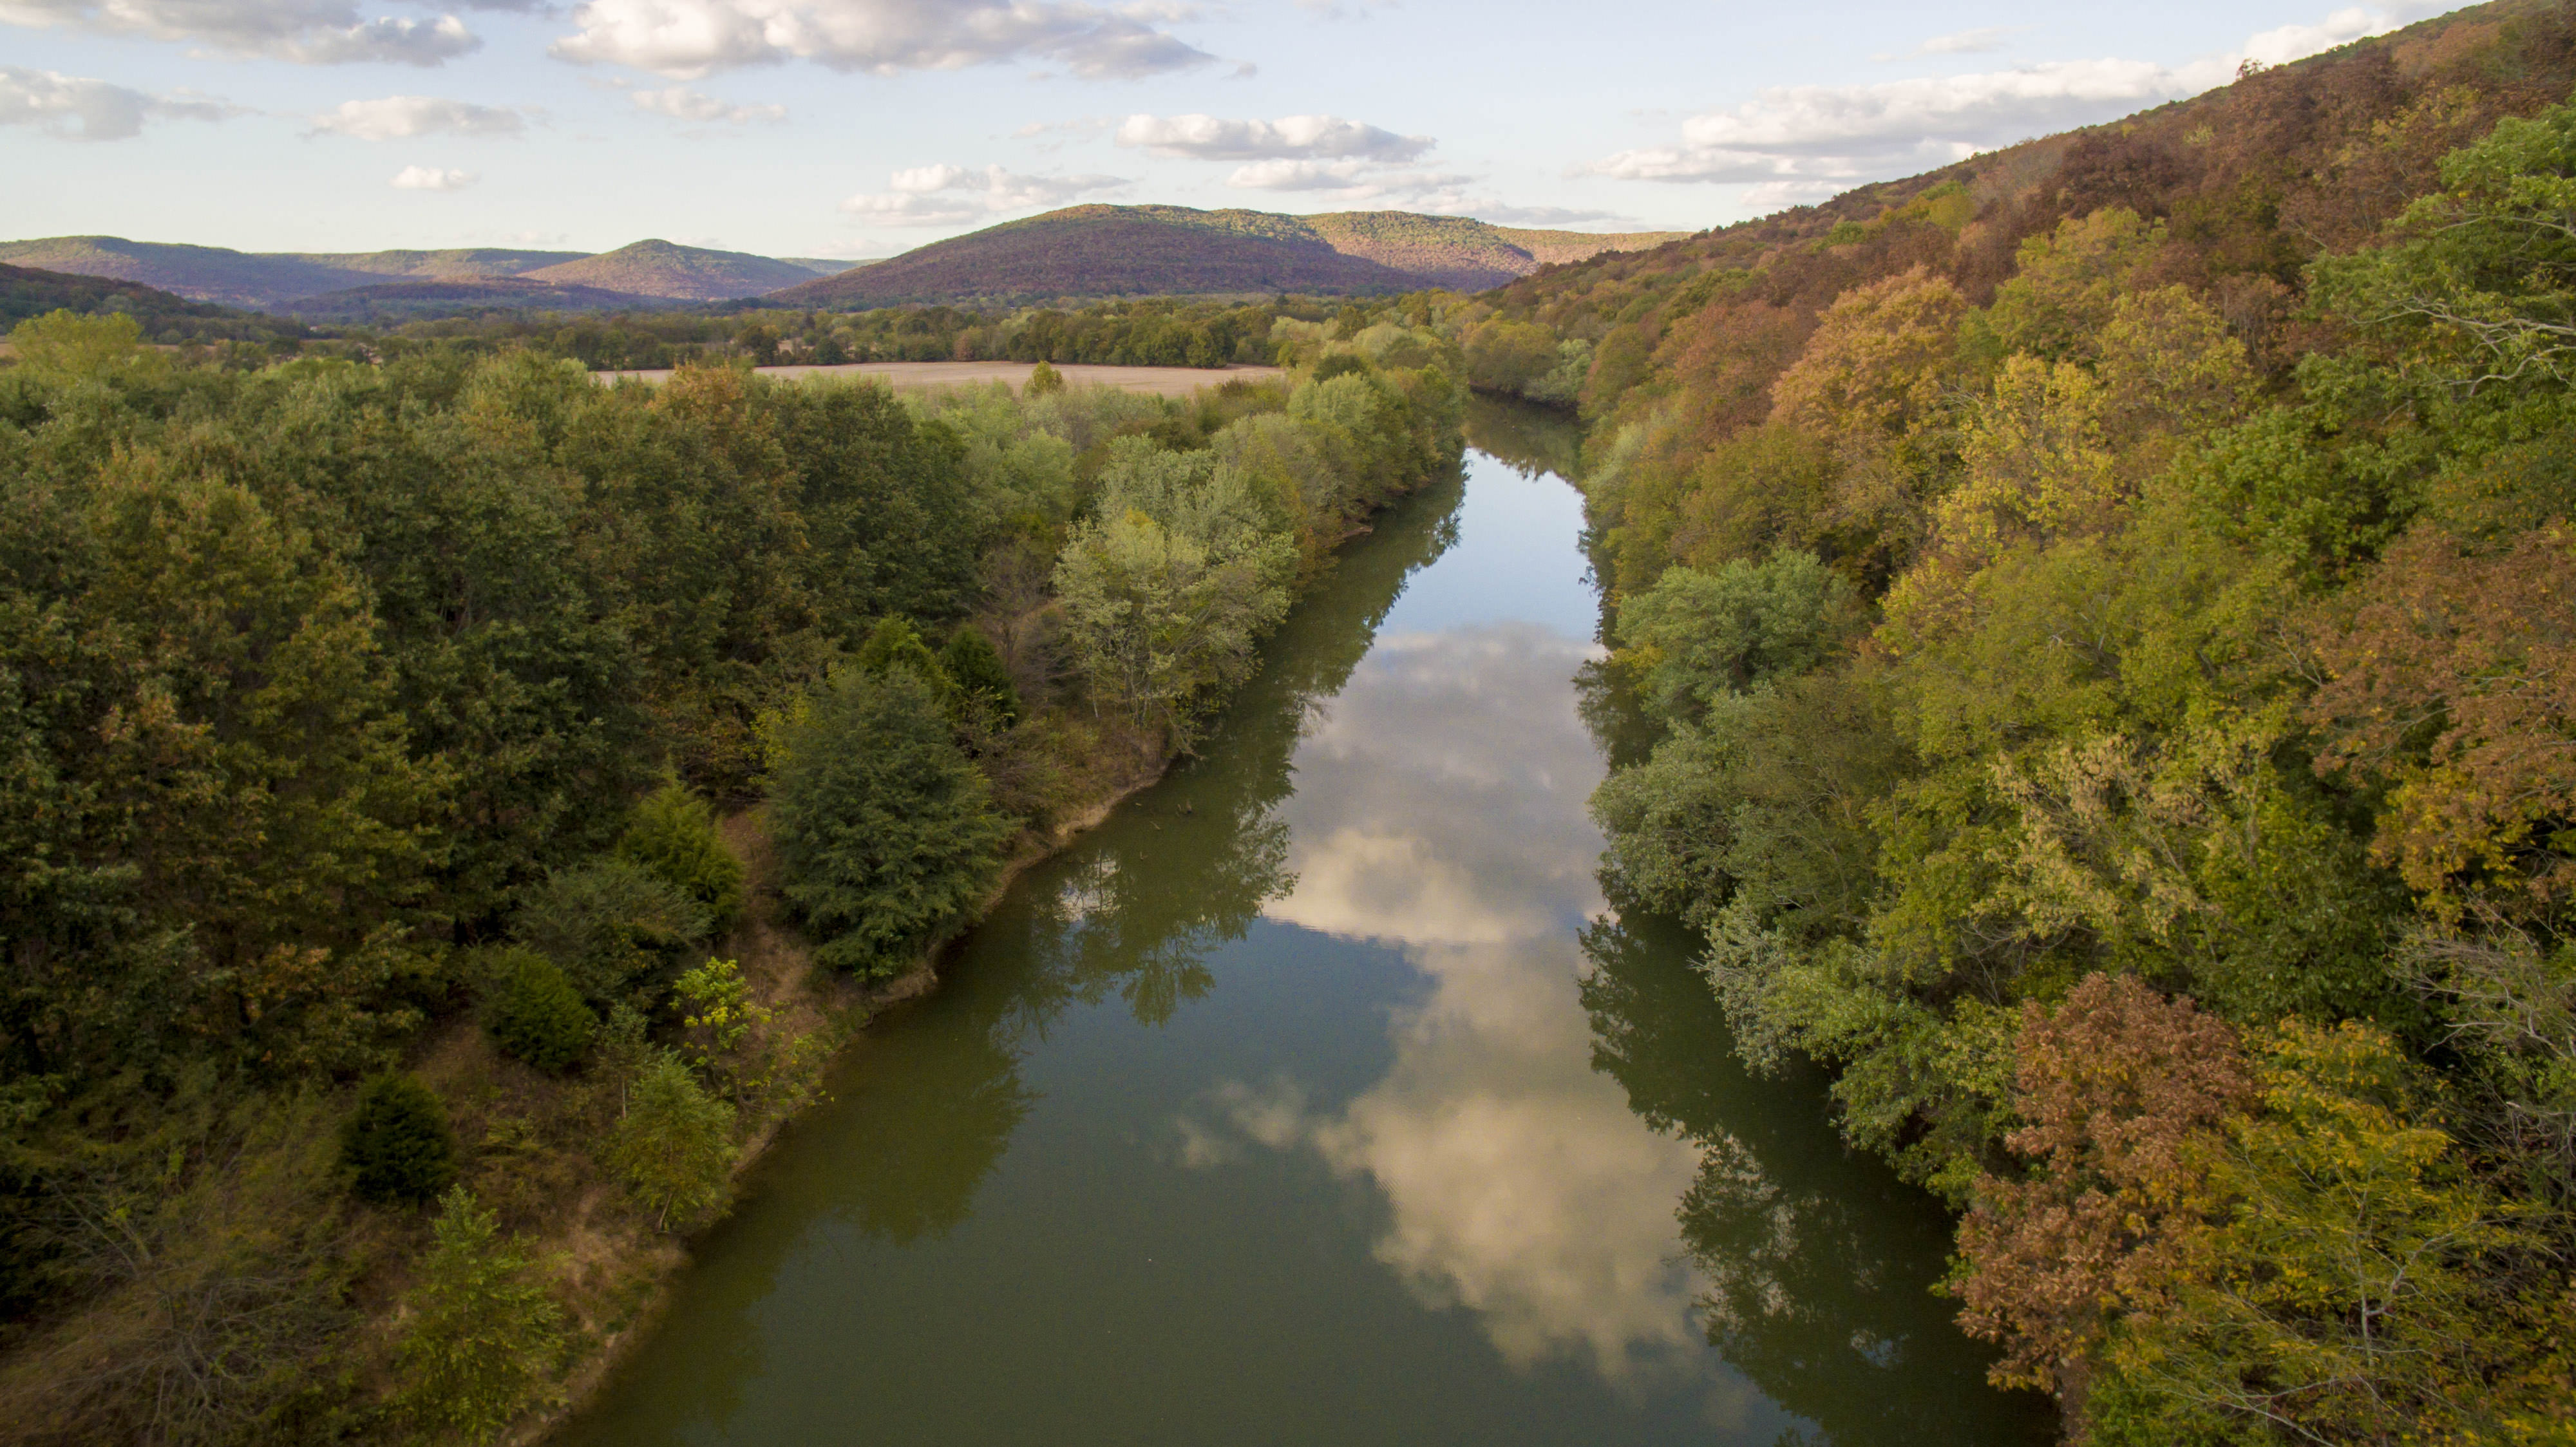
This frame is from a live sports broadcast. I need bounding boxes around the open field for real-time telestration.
[596,359,1285,395]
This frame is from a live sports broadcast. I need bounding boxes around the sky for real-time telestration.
[0,0,2472,260]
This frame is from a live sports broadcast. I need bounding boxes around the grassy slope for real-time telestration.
[1301,211,1689,289]
[522,240,823,301]
[765,204,1692,307]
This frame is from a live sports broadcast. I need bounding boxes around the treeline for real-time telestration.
[0,311,1461,1442]
[1533,8,2576,1443]
[370,296,1410,373]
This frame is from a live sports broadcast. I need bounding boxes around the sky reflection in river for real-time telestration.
[1223,470,1739,1408]
[556,425,2050,1447]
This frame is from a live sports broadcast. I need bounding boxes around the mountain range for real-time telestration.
[0,236,847,310]
[2,208,1687,316]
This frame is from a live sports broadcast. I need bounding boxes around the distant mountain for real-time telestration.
[0,237,386,309]
[278,276,682,323]
[0,261,297,341]
[777,256,876,275]
[0,235,837,309]
[764,206,1692,308]
[520,240,823,303]
[292,248,591,283]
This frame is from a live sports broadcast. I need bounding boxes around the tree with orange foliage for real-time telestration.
[1953,972,2253,1404]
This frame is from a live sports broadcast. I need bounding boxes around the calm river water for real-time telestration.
[559,400,2055,1446]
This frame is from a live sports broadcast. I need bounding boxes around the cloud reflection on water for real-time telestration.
[1218,621,1736,1399]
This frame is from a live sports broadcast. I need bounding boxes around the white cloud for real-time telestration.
[390,163,477,189]
[0,1,481,64]
[840,162,1126,226]
[0,64,237,140]
[1115,111,1430,162]
[630,84,784,123]
[307,94,527,139]
[1589,5,2435,200]
[1876,24,2021,60]
[549,0,1215,80]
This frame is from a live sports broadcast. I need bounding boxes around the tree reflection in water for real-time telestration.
[1579,876,2058,1444]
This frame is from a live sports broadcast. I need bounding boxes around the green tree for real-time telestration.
[606,1054,736,1229]
[616,782,748,934]
[853,616,950,686]
[940,623,1023,726]
[1052,445,1299,748]
[483,949,597,1074]
[765,666,1011,976]
[341,1075,457,1205]
[511,858,711,1010]
[1615,550,1859,722]
[1025,359,1065,395]
[398,1186,564,1445]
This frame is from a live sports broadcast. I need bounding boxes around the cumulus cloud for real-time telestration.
[390,163,476,189]
[307,94,528,139]
[630,84,784,123]
[1589,5,2438,198]
[0,0,482,64]
[0,64,238,140]
[840,162,1126,227]
[1115,111,1430,163]
[548,0,1215,80]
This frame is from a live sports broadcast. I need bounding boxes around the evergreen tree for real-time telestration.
[940,623,1023,726]
[853,616,950,688]
[341,1075,457,1206]
[616,782,747,934]
[606,1053,736,1229]
[483,949,598,1074]
[398,1186,564,1445]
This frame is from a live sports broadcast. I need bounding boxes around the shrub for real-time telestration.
[940,623,1022,725]
[766,665,1012,977]
[341,1075,457,1206]
[616,782,747,934]
[483,949,597,1073]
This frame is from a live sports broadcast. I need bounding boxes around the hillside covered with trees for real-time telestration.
[0,310,1464,1442]
[766,205,1685,308]
[1451,0,2576,1438]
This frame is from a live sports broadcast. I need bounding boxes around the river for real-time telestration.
[558,399,2056,1446]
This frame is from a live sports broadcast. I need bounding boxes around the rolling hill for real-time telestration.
[0,261,299,341]
[0,236,842,310]
[278,276,696,323]
[519,240,828,303]
[764,206,1689,308]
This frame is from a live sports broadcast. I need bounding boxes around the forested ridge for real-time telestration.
[0,312,1463,1442]
[1457,1,2576,1439]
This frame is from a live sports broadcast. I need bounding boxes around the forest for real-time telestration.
[0,314,1464,1442]
[1456,4,2576,1441]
